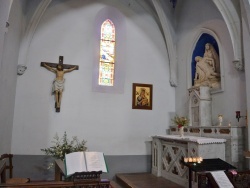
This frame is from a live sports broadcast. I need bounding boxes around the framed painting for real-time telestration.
[132,83,153,110]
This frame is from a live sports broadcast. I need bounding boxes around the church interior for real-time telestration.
[1,0,250,187]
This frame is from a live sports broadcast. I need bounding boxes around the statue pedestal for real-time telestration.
[188,86,212,127]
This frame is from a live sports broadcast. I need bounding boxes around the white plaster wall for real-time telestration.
[12,0,175,155]
[0,0,23,154]
[176,0,246,126]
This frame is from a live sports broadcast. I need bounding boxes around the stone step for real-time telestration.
[116,173,184,188]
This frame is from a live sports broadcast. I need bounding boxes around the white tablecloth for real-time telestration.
[153,135,226,144]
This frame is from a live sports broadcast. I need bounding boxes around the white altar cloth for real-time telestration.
[153,135,226,145]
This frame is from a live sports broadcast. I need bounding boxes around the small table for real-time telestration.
[183,158,236,188]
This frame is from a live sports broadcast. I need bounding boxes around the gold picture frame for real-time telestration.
[132,83,153,110]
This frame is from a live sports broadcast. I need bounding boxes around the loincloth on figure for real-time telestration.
[52,79,65,93]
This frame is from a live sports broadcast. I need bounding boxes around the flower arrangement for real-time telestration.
[41,131,87,161]
[172,115,189,128]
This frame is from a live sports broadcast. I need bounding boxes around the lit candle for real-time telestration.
[193,157,197,162]
[184,158,188,163]
[199,157,203,162]
[197,158,201,163]
[189,158,193,162]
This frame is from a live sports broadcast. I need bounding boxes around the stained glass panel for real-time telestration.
[99,19,115,86]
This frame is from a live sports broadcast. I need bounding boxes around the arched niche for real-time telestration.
[188,28,224,94]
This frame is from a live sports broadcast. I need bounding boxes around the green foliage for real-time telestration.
[41,131,87,160]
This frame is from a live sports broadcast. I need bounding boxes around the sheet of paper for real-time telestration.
[85,152,108,172]
[210,171,234,188]
[65,151,86,176]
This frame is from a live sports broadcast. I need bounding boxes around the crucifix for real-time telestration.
[41,56,79,112]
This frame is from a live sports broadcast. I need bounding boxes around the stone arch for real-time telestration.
[212,0,241,64]
[152,0,177,87]
[187,28,224,93]
[18,0,52,67]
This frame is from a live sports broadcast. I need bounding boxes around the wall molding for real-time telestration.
[18,0,52,67]
[152,0,177,87]
[212,0,242,64]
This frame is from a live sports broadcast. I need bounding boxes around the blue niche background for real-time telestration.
[192,33,219,86]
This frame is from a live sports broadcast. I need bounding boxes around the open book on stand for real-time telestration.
[64,151,108,177]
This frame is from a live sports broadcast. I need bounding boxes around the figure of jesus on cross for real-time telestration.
[41,56,79,112]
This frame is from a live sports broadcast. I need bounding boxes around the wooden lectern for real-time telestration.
[55,159,111,187]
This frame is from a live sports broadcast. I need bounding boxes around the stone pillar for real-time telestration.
[188,86,212,126]
[200,87,212,126]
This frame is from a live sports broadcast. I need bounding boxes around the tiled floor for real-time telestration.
[116,173,185,188]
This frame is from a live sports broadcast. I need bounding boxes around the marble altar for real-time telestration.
[186,86,246,170]
[151,135,226,187]
[170,125,246,170]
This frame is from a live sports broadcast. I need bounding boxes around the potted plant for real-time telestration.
[41,131,87,168]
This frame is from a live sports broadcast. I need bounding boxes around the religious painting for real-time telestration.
[132,83,153,110]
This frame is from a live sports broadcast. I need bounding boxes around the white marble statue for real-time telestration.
[194,43,221,89]
[218,114,223,126]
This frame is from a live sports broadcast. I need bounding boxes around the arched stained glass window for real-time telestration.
[99,19,115,86]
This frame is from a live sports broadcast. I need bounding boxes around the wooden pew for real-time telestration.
[0,160,6,183]
[226,170,250,188]
[0,181,74,187]
[0,162,73,188]
[0,159,112,188]
[198,171,250,188]
[0,180,113,188]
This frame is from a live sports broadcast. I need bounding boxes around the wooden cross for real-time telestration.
[41,56,79,112]
[41,56,79,70]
